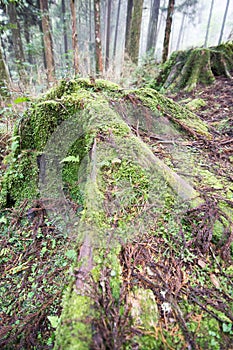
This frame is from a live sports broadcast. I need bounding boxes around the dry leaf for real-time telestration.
[210,273,220,288]
[198,259,207,268]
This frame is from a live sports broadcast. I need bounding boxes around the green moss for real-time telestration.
[185,98,207,111]
[132,87,211,138]
[1,77,232,348]
[153,42,233,92]
[180,48,215,91]
[54,284,94,350]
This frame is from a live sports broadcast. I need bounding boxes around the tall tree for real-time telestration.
[0,42,9,98]
[218,0,230,44]
[61,0,68,56]
[105,0,112,71]
[162,0,175,63]
[7,1,26,81]
[39,0,55,83]
[113,0,121,58]
[126,0,143,64]
[228,28,233,40]
[94,0,103,74]
[146,0,160,54]
[70,0,79,74]
[125,0,133,55]
[204,0,214,47]
[175,0,198,51]
[176,12,185,50]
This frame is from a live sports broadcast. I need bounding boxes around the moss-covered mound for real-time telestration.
[154,42,233,92]
[1,78,233,349]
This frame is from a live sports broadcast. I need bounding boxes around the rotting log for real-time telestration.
[1,78,232,349]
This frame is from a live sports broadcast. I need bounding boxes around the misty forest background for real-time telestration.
[0,0,233,94]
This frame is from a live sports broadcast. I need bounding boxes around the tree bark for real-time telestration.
[125,0,133,55]
[105,0,112,71]
[127,0,143,64]
[204,0,214,48]
[61,0,68,56]
[113,0,121,59]
[94,0,103,75]
[176,12,185,51]
[0,43,9,98]
[24,15,33,65]
[156,43,233,91]
[218,0,230,45]
[162,0,175,63]
[70,0,79,75]
[7,2,26,81]
[146,0,160,54]
[39,0,56,84]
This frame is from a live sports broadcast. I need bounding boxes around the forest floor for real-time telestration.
[0,76,233,349]
[167,76,233,183]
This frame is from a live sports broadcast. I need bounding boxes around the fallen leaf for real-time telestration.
[210,274,220,288]
[198,259,206,268]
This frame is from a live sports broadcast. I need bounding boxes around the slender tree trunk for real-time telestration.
[204,0,214,48]
[70,0,79,74]
[125,0,133,55]
[7,2,26,81]
[39,0,56,83]
[24,16,33,65]
[127,0,143,64]
[176,12,185,51]
[156,0,166,49]
[228,28,233,40]
[162,0,175,63]
[62,0,68,56]
[37,0,47,69]
[146,0,160,53]
[218,0,230,45]
[94,0,103,74]
[105,0,112,71]
[113,0,121,58]
[89,0,94,75]
[0,43,9,98]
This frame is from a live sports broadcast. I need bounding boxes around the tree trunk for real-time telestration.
[36,0,47,70]
[39,0,56,84]
[228,28,233,40]
[125,0,133,55]
[61,0,68,56]
[0,43,9,98]
[218,0,230,45]
[113,0,121,59]
[105,0,112,71]
[162,0,175,63]
[94,0,103,75]
[7,2,26,82]
[176,12,185,51]
[24,15,33,65]
[204,0,214,47]
[156,42,233,91]
[127,0,143,64]
[146,0,160,54]
[70,0,79,74]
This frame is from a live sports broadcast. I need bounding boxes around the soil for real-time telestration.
[168,76,233,138]
[167,76,233,179]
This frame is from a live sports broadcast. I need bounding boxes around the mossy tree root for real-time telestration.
[155,41,233,91]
